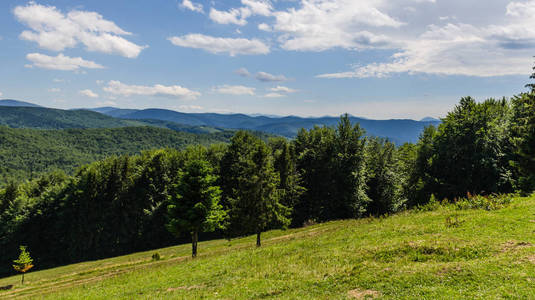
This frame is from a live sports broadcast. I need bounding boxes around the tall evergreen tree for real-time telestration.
[221,131,290,247]
[427,97,512,199]
[406,126,438,206]
[510,92,535,193]
[167,158,226,257]
[366,138,405,215]
[269,138,305,212]
[294,115,369,224]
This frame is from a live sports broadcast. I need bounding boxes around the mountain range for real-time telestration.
[0,99,440,144]
[90,107,440,143]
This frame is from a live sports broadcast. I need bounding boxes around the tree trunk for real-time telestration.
[256,232,261,247]
[192,231,198,258]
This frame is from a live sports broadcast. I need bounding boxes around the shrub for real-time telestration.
[417,194,442,211]
[455,193,513,211]
[151,253,161,261]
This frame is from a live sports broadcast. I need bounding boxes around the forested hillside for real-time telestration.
[0,126,233,184]
[0,99,41,107]
[0,106,227,134]
[0,106,145,129]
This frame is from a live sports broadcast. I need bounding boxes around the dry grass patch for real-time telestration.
[347,288,381,299]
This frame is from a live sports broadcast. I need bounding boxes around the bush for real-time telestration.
[455,193,513,211]
[151,253,161,261]
[417,194,442,211]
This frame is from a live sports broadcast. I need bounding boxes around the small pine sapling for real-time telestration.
[13,246,34,285]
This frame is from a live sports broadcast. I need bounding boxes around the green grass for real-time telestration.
[2,195,535,299]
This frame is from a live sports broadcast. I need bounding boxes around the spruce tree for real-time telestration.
[510,93,535,193]
[167,158,226,257]
[221,131,290,247]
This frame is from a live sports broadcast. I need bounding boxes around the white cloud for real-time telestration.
[269,86,297,93]
[214,85,256,95]
[210,0,535,78]
[53,78,65,83]
[96,100,117,107]
[258,23,271,31]
[263,92,286,98]
[0,91,3,97]
[48,88,61,92]
[209,0,272,26]
[79,89,99,98]
[271,0,404,51]
[181,0,204,13]
[235,67,251,77]
[209,7,249,26]
[256,71,287,82]
[26,53,104,71]
[103,80,200,99]
[178,104,204,110]
[14,3,146,58]
[168,34,269,56]
[318,18,535,78]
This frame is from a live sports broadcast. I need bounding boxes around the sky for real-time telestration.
[0,0,534,119]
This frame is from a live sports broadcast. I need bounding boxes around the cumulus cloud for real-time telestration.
[103,80,201,99]
[256,71,287,82]
[209,0,535,78]
[235,67,251,77]
[269,86,297,93]
[96,100,117,107]
[181,0,204,13]
[318,18,535,78]
[271,0,403,51]
[14,2,146,58]
[26,53,104,71]
[214,85,256,95]
[178,104,204,110]
[263,92,285,98]
[168,34,269,55]
[209,0,272,26]
[79,89,99,98]
[292,0,535,78]
[258,23,271,31]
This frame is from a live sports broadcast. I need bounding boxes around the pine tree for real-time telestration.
[221,131,290,247]
[167,158,227,257]
[510,92,535,193]
[13,246,33,284]
[366,138,405,215]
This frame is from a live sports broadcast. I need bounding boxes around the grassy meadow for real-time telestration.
[1,195,535,299]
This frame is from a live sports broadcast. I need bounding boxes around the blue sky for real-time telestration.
[0,0,533,119]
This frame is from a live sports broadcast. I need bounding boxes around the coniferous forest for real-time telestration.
[0,76,534,277]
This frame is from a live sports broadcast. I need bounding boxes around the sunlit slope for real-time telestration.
[1,196,535,299]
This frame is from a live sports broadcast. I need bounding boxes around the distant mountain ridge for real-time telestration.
[0,99,42,107]
[0,100,441,144]
[93,107,440,143]
[420,116,441,122]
